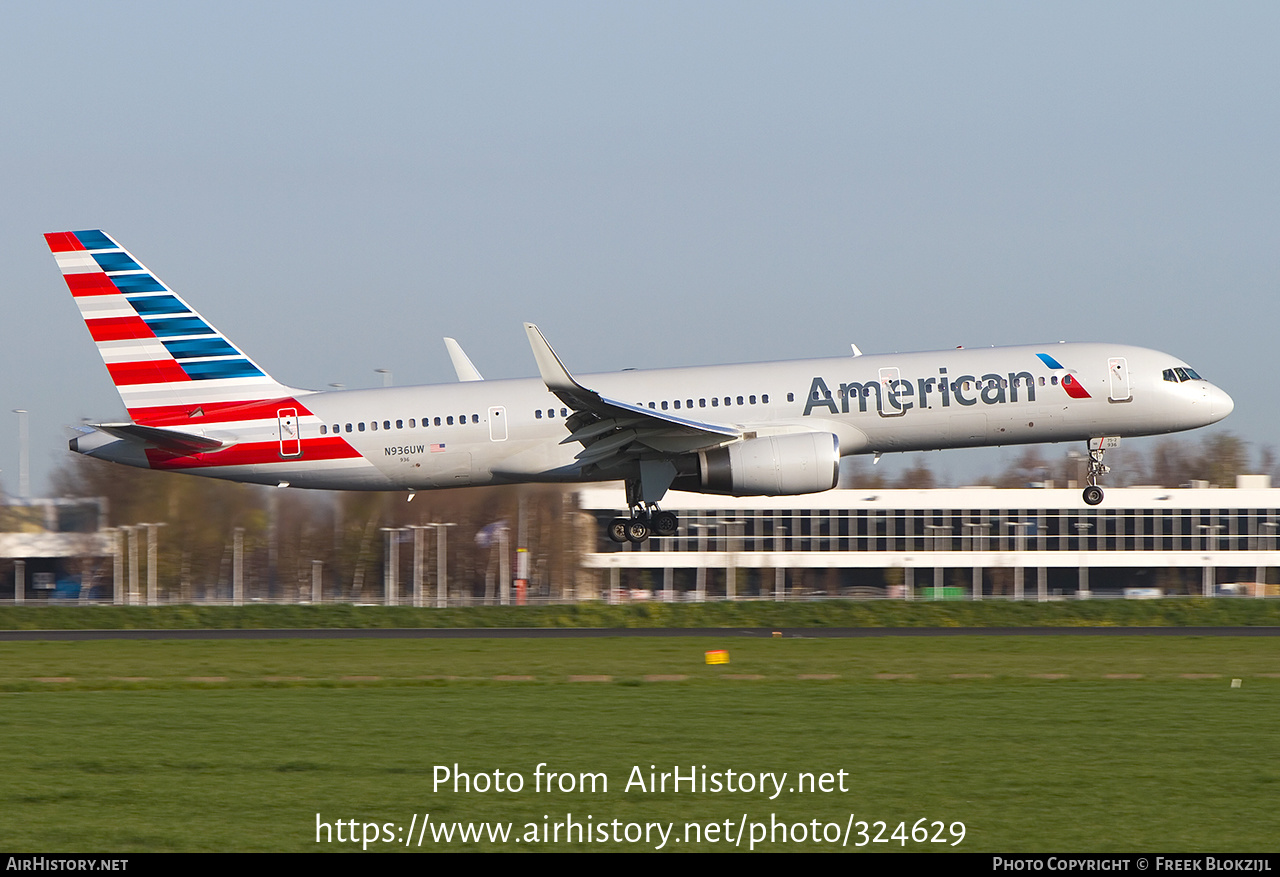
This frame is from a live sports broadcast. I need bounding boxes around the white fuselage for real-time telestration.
[136,342,1229,491]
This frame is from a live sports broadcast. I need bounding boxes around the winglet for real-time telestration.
[443,337,484,381]
[524,323,581,395]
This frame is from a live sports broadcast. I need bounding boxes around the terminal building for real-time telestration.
[578,481,1280,602]
[0,497,113,602]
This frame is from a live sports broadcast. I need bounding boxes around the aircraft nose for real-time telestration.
[1209,384,1234,422]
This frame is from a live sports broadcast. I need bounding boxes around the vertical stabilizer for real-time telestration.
[46,230,304,425]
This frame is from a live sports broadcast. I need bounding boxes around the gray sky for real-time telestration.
[3,1,1276,494]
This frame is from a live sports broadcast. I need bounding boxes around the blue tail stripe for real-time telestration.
[72,230,116,250]
[92,252,144,273]
[127,295,190,316]
[110,274,167,294]
[183,359,265,380]
[144,316,215,337]
[163,338,241,359]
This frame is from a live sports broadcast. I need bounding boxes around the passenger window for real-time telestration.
[396,420,403,429]
[762,394,769,404]
[687,399,694,408]
[447,416,454,425]
[472,414,479,423]
[320,424,327,435]
[536,410,543,419]
[371,421,378,431]
[787,393,795,402]
[711,398,719,407]
[358,422,365,432]
[409,419,415,428]
[674,400,681,409]
[737,396,744,405]
[661,401,668,410]
[749,395,756,404]
[434,417,441,426]
[345,423,353,433]
[699,399,706,408]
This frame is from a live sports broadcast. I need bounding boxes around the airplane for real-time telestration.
[47,229,1234,542]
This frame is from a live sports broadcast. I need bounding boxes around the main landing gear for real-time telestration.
[1082,437,1118,506]
[607,465,681,543]
[608,507,679,544]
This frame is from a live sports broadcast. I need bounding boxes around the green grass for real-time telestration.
[2,597,1279,630]
[0,636,1275,852]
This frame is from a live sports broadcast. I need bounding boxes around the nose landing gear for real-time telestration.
[1082,437,1119,506]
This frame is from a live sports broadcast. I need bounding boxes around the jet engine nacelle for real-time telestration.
[694,432,840,496]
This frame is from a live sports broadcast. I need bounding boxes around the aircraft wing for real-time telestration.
[524,323,740,472]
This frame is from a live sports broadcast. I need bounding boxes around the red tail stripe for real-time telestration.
[147,437,362,469]
[44,232,85,253]
[106,360,192,386]
[65,273,120,296]
[87,316,154,342]
[129,397,315,426]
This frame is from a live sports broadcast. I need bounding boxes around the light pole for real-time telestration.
[427,523,456,608]
[963,520,990,600]
[138,523,166,605]
[689,522,717,602]
[381,527,402,606]
[1006,520,1034,601]
[719,519,743,600]
[408,525,430,608]
[924,524,951,600]
[1258,522,1278,599]
[12,409,28,501]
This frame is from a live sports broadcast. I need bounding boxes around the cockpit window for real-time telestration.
[1184,368,1202,380]
[1174,367,1190,382]
[1163,369,1177,383]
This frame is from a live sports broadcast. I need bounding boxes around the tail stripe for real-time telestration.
[86,315,153,343]
[91,251,145,273]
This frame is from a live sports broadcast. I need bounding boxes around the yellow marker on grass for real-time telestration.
[705,650,729,665]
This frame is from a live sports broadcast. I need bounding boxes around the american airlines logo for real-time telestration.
[802,357,1088,418]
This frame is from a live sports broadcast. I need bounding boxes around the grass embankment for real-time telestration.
[1,598,1279,630]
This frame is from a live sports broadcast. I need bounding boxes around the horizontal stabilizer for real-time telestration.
[89,423,232,454]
